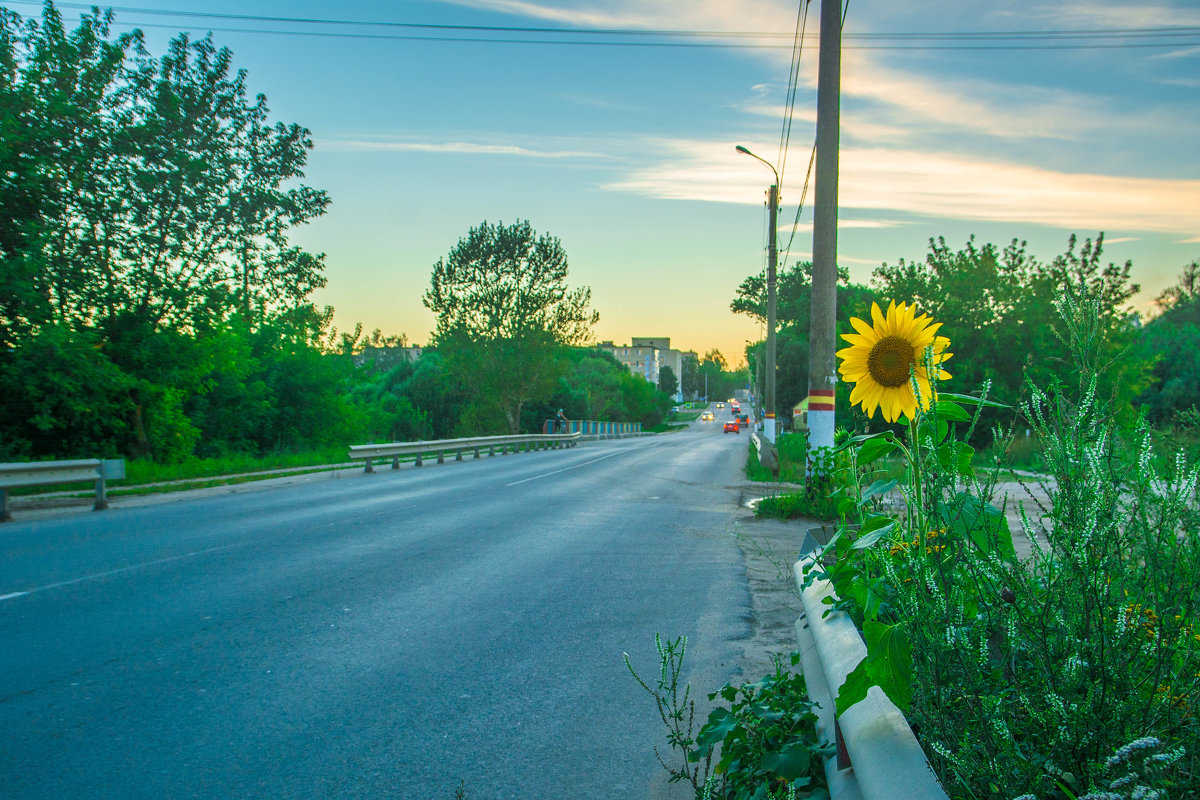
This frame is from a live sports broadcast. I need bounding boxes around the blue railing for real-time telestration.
[542,419,642,436]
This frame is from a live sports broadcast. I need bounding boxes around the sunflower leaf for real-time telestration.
[851,515,897,549]
[936,392,1011,409]
[856,436,898,465]
[930,400,971,422]
[858,478,899,508]
[835,430,895,454]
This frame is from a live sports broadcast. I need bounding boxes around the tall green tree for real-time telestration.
[0,3,329,340]
[657,365,678,398]
[422,219,599,434]
[0,3,332,460]
[679,351,700,399]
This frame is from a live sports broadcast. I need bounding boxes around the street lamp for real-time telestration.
[736,145,779,443]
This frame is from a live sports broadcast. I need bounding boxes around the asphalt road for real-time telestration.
[0,413,757,799]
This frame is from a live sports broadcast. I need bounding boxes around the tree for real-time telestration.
[422,220,599,433]
[658,365,678,397]
[873,234,1149,417]
[0,3,334,461]
[680,352,700,399]
[1136,260,1200,424]
[0,3,329,340]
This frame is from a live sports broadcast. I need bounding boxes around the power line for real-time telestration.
[1,2,1198,50]
[777,0,812,187]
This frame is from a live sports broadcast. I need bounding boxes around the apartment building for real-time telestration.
[594,337,693,401]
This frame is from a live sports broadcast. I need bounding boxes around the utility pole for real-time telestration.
[807,0,842,459]
[735,145,781,444]
[765,181,779,443]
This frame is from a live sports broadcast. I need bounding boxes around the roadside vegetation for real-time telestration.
[0,4,754,482]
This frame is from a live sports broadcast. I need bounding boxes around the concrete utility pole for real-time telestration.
[764,181,779,442]
[735,145,780,443]
[807,0,843,458]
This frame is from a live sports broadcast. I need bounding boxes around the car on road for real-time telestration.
[737,414,750,428]
[700,411,714,421]
[716,402,724,409]
[723,421,740,433]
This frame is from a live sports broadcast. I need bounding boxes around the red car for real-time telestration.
[723,421,740,433]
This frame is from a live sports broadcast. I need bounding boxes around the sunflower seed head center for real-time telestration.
[868,335,915,388]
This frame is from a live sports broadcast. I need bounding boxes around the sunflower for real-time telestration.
[836,300,951,423]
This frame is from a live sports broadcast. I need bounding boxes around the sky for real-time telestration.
[5,0,1200,366]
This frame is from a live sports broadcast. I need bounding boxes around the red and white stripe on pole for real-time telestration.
[807,388,835,450]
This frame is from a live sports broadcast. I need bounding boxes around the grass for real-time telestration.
[7,445,355,497]
[646,422,689,434]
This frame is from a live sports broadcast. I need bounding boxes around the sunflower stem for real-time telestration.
[909,416,926,560]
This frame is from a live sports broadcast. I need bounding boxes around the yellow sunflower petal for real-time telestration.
[849,316,878,340]
[870,302,887,335]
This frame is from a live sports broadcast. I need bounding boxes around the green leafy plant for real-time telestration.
[626,637,830,800]
[692,653,833,800]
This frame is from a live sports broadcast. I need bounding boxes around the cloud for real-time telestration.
[605,138,1200,235]
[326,139,608,159]
[783,219,909,235]
[1103,237,1140,244]
[1150,46,1200,60]
[1180,236,1200,244]
[1034,2,1200,28]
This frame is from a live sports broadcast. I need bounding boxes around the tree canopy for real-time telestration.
[422,220,599,433]
[0,3,334,461]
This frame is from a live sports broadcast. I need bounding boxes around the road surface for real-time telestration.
[1,415,759,799]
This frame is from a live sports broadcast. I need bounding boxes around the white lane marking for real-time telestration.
[0,542,242,600]
[505,450,628,486]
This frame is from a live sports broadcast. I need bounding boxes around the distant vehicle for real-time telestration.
[716,402,724,409]
[723,421,740,433]
[737,414,750,428]
[701,411,714,421]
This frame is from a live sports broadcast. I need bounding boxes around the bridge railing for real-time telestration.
[541,419,642,437]
[348,432,581,473]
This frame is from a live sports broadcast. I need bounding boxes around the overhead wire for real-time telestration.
[776,0,811,189]
[0,1,1197,50]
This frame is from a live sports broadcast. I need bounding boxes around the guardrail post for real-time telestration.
[93,475,108,511]
[364,457,374,474]
[415,453,423,467]
[489,446,495,456]
[392,455,400,469]
[0,489,10,522]
[455,449,463,462]
[474,447,481,459]
[437,451,445,464]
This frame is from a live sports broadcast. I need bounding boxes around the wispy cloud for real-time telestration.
[1180,236,1200,244]
[326,139,609,159]
[1151,46,1200,60]
[606,138,1200,235]
[1035,2,1200,28]
[783,219,909,235]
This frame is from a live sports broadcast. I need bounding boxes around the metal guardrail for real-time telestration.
[793,546,949,800]
[347,432,581,473]
[0,458,126,521]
